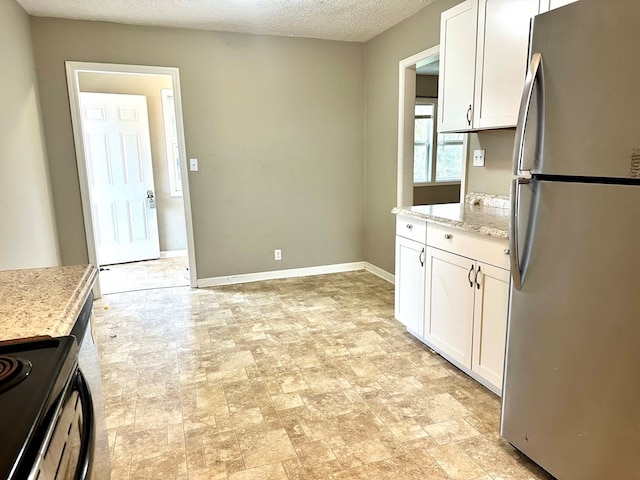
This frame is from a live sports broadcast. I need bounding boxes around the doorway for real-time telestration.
[397,47,468,207]
[79,91,161,266]
[66,62,197,297]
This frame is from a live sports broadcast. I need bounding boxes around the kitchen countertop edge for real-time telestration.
[392,204,509,240]
[0,264,98,342]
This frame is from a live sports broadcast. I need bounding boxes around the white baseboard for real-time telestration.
[160,249,188,258]
[197,262,366,287]
[364,262,395,284]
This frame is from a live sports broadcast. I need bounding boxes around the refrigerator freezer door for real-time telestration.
[501,180,640,479]
[527,1,640,179]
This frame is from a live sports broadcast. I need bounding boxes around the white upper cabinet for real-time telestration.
[474,0,539,129]
[438,0,540,132]
[438,0,478,132]
[538,0,579,13]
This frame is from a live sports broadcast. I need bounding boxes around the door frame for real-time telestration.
[66,61,197,295]
[397,46,468,207]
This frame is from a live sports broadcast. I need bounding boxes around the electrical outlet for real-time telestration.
[274,249,282,261]
[189,158,199,171]
[473,150,485,167]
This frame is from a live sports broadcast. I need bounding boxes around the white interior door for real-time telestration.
[80,92,160,265]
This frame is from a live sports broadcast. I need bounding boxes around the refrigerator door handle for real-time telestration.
[513,52,545,176]
[510,178,528,290]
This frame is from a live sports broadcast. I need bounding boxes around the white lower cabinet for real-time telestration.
[394,236,426,337]
[471,262,510,389]
[424,248,510,394]
[394,215,427,337]
[394,216,510,395]
[424,247,475,367]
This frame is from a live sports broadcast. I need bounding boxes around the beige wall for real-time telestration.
[466,130,513,196]
[413,184,460,205]
[416,74,438,97]
[31,19,365,279]
[78,72,187,252]
[363,0,463,274]
[0,1,59,270]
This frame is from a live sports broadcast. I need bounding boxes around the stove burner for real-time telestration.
[0,355,32,394]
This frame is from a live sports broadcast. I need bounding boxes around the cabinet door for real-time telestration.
[395,236,426,336]
[473,0,539,129]
[438,0,478,133]
[471,262,510,391]
[424,247,475,367]
[539,0,579,13]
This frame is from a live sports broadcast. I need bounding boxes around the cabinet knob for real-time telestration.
[503,248,510,255]
[444,234,452,240]
[406,224,413,230]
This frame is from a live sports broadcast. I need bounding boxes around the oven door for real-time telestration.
[32,369,94,480]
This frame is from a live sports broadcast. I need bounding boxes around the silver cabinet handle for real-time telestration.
[444,234,452,240]
[513,52,545,175]
[406,224,413,230]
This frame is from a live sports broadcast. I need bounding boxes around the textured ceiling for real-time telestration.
[16,0,436,42]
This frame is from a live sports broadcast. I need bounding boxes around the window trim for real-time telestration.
[413,99,436,185]
[161,88,183,198]
[414,97,466,187]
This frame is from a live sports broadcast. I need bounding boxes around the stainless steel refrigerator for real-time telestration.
[501,1,640,479]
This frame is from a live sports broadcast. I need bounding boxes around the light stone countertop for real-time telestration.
[392,194,510,240]
[0,264,97,342]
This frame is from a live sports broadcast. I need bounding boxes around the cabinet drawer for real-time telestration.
[427,223,510,270]
[396,216,427,243]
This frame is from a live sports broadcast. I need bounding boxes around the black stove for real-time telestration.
[0,336,79,480]
[0,355,32,394]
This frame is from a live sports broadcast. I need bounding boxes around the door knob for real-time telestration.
[146,190,156,209]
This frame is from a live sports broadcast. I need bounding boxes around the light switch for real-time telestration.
[473,150,485,167]
[189,158,198,171]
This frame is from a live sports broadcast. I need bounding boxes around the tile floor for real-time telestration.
[98,256,189,294]
[93,271,553,480]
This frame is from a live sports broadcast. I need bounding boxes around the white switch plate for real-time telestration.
[473,149,485,167]
[189,158,199,171]
[274,249,282,261]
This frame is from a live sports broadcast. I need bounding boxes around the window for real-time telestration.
[413,103,435,183]
[435,133,465,182]
[413,99,465,184]
[161,89,182,197]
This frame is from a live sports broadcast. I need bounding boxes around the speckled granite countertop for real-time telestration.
[0,264,97,341]
[392,193,510,240]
